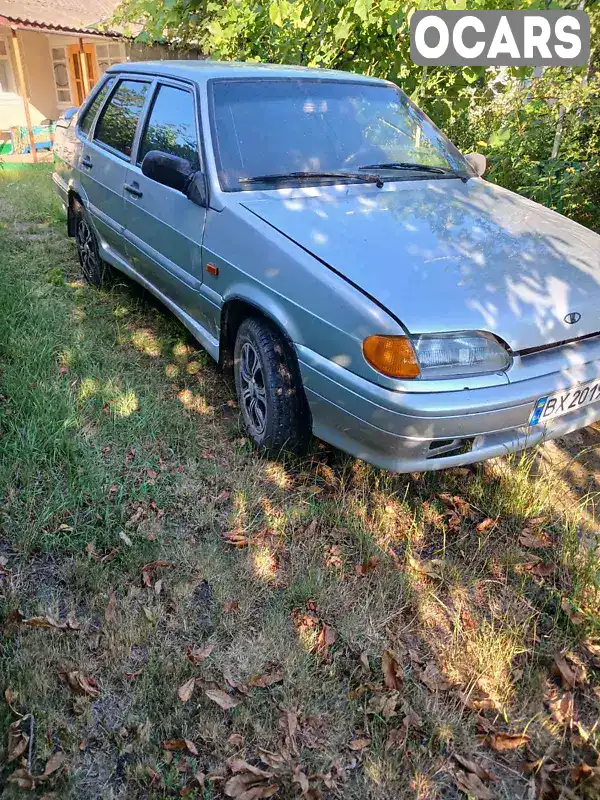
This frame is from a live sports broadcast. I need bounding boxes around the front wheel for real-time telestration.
[234,317,311,456]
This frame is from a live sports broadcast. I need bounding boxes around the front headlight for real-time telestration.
[363,331,511,379]
[412,331,512,378]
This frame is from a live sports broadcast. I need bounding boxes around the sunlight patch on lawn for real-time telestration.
[251,545,279,583]
[177,388,213,415]
[78,377,139,417]
[130,327,161,358]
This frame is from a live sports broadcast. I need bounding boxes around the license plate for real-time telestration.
[529,379,600,426]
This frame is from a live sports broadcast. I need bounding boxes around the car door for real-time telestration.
[122,80,207,321]
[79,76,152,260]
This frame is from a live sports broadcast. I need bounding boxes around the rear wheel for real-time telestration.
[74,207,111,288]
[234,317,311,456]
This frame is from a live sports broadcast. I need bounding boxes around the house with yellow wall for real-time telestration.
[0,0,196,157]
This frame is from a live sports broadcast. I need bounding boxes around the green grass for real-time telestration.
[1,165,599,799]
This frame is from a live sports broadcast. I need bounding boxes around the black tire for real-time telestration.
[234,316,311,456]
[74,206,111,288]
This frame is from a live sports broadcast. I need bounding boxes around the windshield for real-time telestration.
[209,78,471,191]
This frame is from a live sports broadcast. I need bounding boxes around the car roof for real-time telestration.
[108,59,390,86]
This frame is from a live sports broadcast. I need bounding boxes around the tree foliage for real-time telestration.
[114,0,600,228]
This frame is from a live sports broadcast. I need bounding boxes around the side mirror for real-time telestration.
[465,152,487,177]
[141,150,207,207]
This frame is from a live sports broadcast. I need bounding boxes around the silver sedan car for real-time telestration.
[52,61,600,472]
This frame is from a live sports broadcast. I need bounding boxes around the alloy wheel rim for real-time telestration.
[77,219,96,279]
[240,341,267,436]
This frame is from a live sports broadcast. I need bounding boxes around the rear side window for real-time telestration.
[138,84,200,170]
[78,78,113,136]
[94,79,149,157]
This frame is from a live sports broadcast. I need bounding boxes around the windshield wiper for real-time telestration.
[239,171,384,188]
[358,161,468,182]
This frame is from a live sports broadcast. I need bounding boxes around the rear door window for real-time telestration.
[94,78,150,157]
[137,84,200,170]
[78,78,113,137]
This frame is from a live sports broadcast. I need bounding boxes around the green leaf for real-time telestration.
[269,1,283,27]
[353,0,371,23]
[463,67,479,84]
[334,18,353,41]
[488,129,511,149]
[206,19,223,37]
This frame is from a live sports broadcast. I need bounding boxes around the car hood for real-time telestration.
[241,179,600,352]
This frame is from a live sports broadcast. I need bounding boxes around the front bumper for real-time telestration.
[297,340,600,472]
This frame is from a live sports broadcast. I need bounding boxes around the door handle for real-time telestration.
[123,182,143,198]
[81,155,93,169]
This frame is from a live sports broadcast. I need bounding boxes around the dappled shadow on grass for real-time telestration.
[1,168,599,799]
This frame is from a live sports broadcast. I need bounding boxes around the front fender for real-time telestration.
[222,283,304,345]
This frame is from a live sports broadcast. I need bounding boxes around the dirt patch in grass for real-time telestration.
[1,166,599,799]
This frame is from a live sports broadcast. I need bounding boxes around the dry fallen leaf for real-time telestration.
[221,531,254,548]
[224,775,278,798]
[228,758,273,778]
[227,733,245,748]
[348,736,371,751]
[417,661,452,692]
[177,677,197,703]
[561,598,585,626]
[222,600,239,614]
[382,650,403,690]
[582,639,600,668]
[438,493,471,516]
[185,643,215,665]
[519,529,553,548]
[40,751,66,779]
[22,615,79,631]
[204,688,240,710]
[454,770,493,799]
[453,754,494,782]
[476,518,496,533]
[1,608,24,635]
[141,561,171,587]
[8,719,29,762]
[247,667,284,688]
[4,688,20,714]
[8,768,36,790]
[278,708,299,756]
[224,760,278,799]
[61,670,100,698]
[552,653,582,689]
[523,561,555,577]
[570,763,595,784]
[318,624,336,647]
[355,556,379,576]
[408,554,446,580]
[161,738,198,756]
[104,592,117,623]
[458,690,500,714]
[292,766,310,794]
[547,690,575,726]
[487,732,530,751]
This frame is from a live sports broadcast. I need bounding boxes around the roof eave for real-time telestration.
[0,14,126,38]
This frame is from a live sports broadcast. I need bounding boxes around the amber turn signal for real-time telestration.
[363,335,420,379]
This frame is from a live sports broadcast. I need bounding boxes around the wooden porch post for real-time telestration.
[78,37,92,98]
[11,28,37,162]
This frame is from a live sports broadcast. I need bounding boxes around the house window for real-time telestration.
[96,42,124,76]
[51,46,72,104]
[0,37,15,93]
